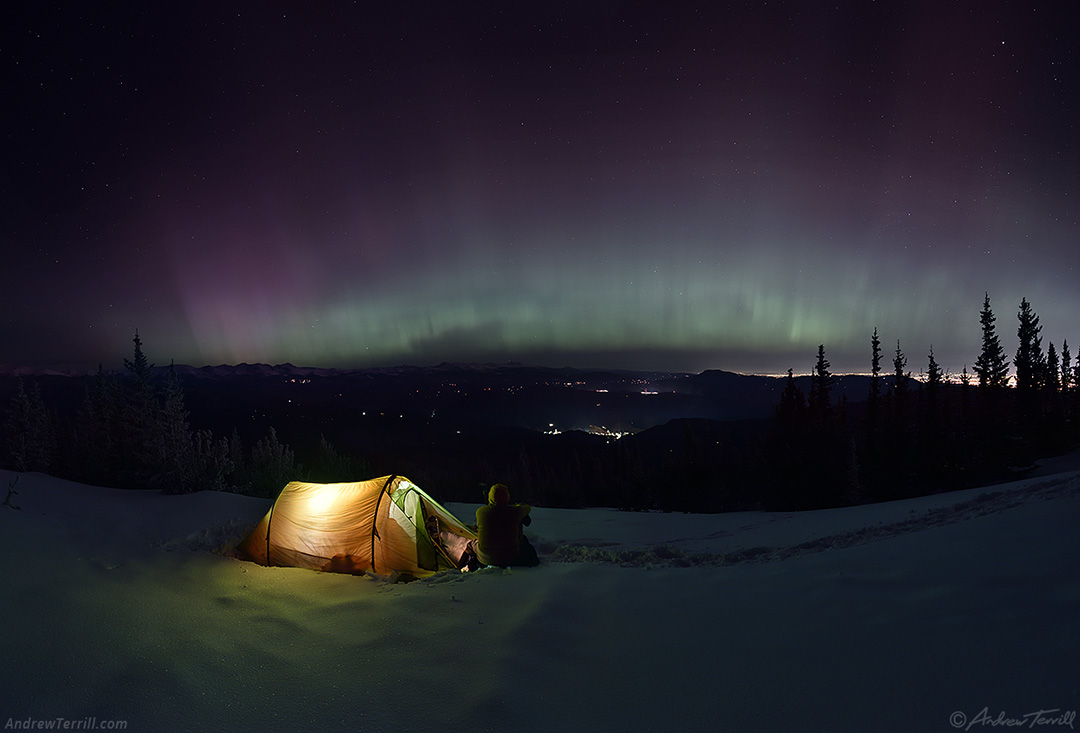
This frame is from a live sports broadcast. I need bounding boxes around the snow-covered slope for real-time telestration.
[1,464,1077,732]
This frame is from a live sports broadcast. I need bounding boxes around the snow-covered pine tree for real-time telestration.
[4,379,56,473]
[154,361,194,493]
[72,364,124,485]
[247,427,299,497]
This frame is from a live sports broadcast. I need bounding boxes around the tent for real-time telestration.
[237,475,477,578]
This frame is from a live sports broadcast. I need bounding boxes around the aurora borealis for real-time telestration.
[5,3,1077,375]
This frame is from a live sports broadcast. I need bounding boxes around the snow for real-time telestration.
[1,461,1078,732]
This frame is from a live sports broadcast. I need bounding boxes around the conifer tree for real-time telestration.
[869,328,883,401]
[228,429,247,490]
[247,427,299,497]
[866,328,883,431]
[974,293,1009,389]
[307,434,369,483]
[926,345,943,388]
[776,368,805,422]
[154,361,194,493]
[1046,342,1060,392]
[925,347,945,422]
[73,364,122,484]
[958,364,972,429]
[120,330,159,486]
[188,429,233,494]
[4,379,56,473]
[925,344,944,421]
[892,340,909,397]
[123,330,155,394]
[861,329,886,488]
[1014,297,1045,393]
[809,345,833,417]
[915,345,948,482]
[1061,340,1072,391]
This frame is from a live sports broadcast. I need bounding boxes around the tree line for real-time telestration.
[3,294,1078,510]
[363,292,1079,512]
[762,293,1078,509]
[2,332,367,496]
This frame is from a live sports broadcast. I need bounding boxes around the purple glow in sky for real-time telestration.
[4,3,1077,374]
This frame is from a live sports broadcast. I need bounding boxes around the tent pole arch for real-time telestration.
[264,499,276,567]
[369,475,397,575]
[263,483,289,567]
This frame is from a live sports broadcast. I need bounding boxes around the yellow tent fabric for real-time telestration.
[237,476,476,577]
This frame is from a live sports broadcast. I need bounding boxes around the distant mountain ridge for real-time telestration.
[0,361,891,437]
[162,361,692,381]
[0,361,881,412]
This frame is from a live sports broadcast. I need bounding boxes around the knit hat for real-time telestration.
[488,483,510,505]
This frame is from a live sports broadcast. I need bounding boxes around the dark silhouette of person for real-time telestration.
[473,483,539,568]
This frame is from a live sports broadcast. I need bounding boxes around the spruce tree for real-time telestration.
[867,328,883,423]
[1046,342,1060,392]
[862,329,885,488]
[974,293,1009,389]
[119,330,161,486]
[155,361,194,493]
[247,427,299,497]
[189,429,233,494]
[72,364,123,485]
[307,435,369,483]
[776,368,805,422]
[892,340,909,396]
[123,330,155,393]
[870,328,883,398]
[926,346,943,388]
[926,346,945,410]
[1014,297,1044,393]
[4,379,56,473]
[1061,340,1072,392]
[809,345,834,417]
[228,429,246,490]
[919,345,947,482]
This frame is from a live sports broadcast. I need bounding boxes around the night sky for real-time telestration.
[4,3,1077,375]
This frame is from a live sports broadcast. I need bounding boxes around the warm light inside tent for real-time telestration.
[237,476,479,577]
[307,487,338,513]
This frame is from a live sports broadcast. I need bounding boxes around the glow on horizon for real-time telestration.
[153,214,1076,377]
[6,5,1077,376]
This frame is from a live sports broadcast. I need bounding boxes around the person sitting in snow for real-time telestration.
[470,483,539,569]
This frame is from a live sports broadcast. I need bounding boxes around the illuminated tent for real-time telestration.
[237,475,477,578]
